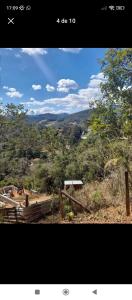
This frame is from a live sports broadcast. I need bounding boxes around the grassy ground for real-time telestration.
[36,172,132,223]
[36,203,132,223]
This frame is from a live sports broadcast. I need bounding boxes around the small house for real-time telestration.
[64,180,83,190]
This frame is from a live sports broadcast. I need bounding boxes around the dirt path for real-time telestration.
[29,194,52,204]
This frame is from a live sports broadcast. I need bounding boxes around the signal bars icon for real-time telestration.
[101,6,107,10]
[101,4,116,11]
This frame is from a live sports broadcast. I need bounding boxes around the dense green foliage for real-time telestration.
[0,48,132,193]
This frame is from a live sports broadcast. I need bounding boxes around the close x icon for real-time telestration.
[8,17,15,24]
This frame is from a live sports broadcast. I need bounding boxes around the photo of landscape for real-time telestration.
[0,48,132,223]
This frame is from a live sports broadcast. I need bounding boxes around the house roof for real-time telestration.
[64,180,83,185]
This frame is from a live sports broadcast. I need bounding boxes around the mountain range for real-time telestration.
[27,109,92,127]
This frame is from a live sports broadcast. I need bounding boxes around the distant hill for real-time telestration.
[27,109,93,128]
[57,109,92,125]
[27,112,68,123]
[54,109,93,130]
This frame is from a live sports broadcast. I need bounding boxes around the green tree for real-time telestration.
[100,48,132,138]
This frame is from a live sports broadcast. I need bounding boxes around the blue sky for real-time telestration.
[0,48,107,115]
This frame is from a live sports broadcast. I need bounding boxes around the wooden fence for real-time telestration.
[125,171,131,216]
[60,171,132,218]
[60,190,90,219]
[0,198,60,223]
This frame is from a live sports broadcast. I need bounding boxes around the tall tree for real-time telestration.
[100,48,132,138]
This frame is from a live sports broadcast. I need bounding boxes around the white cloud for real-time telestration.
[90,72,105,80]
[78,88,101,104]
[5,87,23,98]
[21,48,47,56]
[44,94,90,109]
[59,48,82,53]
[3,86,8,89]
[32,84,42,90]
[6,91,23,98]
[23,72,105,114]
[24,94,89,115]
[57,79,78,93]
[8,87,16,92]
[27,107,68,115]
[0,97,3,101]
[22,100,44,106]
[89,72,106,88]
[45,84,55,92]
[88,79,103,88]
[5,48,13,51]
[77,72,106,102]
[15,53,21,58]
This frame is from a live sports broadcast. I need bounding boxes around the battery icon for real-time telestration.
[116,6,125,10]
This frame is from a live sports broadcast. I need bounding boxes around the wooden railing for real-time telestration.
[60,190,90,219]
[0,198,60,223]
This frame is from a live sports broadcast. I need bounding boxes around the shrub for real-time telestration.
[90,190,105,210]
[67,211,74,221]
[64,204,72,214]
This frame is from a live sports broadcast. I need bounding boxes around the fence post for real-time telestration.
[125,171,130,216]
[25,194,29,207]
[60,190,65,219]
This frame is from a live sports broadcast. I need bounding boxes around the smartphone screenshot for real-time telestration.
[0,0,131,226]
